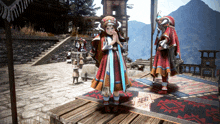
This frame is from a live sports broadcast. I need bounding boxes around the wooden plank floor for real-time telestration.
[48,98,178,124]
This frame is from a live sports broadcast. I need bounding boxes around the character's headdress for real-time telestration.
[101,16,117,27]
[156,14,175,27]
[162,16,175,27]
[156,11,162,20]
[95,16,121,31]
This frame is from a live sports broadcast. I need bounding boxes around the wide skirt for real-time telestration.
[91,51,132,95]
[151,49,177,77]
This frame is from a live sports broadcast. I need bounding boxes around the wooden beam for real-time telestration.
[4,19,18,124]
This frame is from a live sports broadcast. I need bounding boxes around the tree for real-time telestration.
[68,0,100,34]
[69,0,100,16]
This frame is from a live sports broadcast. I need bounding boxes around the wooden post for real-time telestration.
[201,51,203,58]
[217,69,220,113]
[4,20,18,124]
[150,32,153,71]
[193,67,196,75]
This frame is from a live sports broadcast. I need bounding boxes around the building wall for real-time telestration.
[102,0,129,37]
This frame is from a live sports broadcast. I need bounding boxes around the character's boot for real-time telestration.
[73,78,75,85]
[103,96,110,113]
[113,95,120,113]
[158,82,168,94]
[76,77,78,84]
[152,77,155,84]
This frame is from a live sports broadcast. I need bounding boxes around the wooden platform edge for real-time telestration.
[129,107,198,124]
[47,99,88,120]
[76,95,103,104]
[76,95,198,124]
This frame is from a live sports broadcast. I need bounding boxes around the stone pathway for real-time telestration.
[0,62,95,124]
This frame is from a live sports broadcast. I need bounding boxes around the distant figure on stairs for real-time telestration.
[66,50,72,63]
[80,38,87,52]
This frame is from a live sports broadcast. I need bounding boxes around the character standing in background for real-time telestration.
[79,56,84,69]
[81,39,87,52]
[66,50,72,63]
[72,59,79,84]
[75,41,80,52]
[78,38,87,52]
[151,15,182,94]
[90,16,132,112]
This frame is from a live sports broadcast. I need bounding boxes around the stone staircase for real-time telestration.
[31,35,72,65]
[0,36,59,67]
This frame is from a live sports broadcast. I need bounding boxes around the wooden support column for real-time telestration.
[4,19,18,124]
[193,67,196,75]
[150,32,153,71]
[217,69,220,113]
[184,66,186,73]
[201,51,204,58]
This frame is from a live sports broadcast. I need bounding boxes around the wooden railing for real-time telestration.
[179,64,201,75]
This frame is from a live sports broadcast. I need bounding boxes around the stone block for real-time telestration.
[24,103,44,111]
[80,64,98,79]
[0,116,12,124]
[0,109,11,118]
[127,69,143,77]
[22,110,39,119]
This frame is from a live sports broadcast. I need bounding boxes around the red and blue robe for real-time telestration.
[151,26,181,77]
[90,33,132,95]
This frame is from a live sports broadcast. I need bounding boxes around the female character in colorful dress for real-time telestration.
[151,15,182,94]
[90,16,132,112]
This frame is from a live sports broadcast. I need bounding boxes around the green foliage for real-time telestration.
[69,0,100,16]
[69,0,100,34]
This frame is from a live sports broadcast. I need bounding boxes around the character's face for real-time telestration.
[105,25,115,35]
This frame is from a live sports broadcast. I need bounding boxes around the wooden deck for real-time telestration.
[48,98,178,124]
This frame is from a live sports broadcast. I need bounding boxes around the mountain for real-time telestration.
[128,0,220,70]
[127,21,153,61]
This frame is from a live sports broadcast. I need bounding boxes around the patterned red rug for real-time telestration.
[82,79,220,124]
[199,94,219,101]
[136,74,218,98]
[83,80,142,103]
[150,96,220,124]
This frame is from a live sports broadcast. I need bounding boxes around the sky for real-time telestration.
[93,0,220,24]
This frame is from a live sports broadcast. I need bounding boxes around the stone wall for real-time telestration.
[0,39,58,67]
[0,36,94,67]
[0,36,129,66]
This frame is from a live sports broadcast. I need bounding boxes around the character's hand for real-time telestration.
[159,39,168,49]
[110,31,118,45]
[112,31,118,36]
[158,46,164,51]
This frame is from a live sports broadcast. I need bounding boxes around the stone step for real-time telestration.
[39,51,47,55]
[27,61,33,64]
[47,47,54,51]
[33,57,41,60]
[32,36,72,65]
